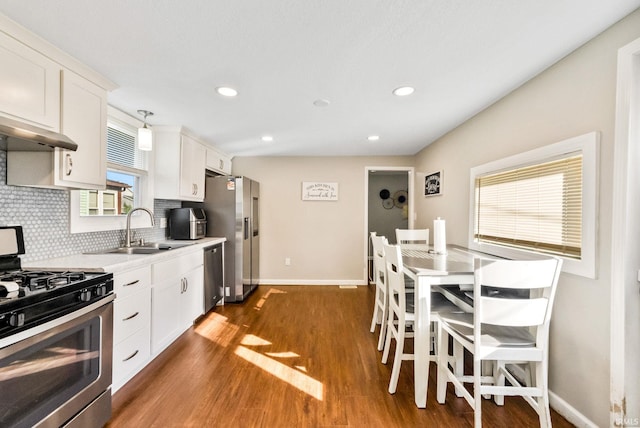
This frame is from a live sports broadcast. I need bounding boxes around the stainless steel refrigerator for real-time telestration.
[203,176,259,303]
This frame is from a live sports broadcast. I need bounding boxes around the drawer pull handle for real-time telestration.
[123,350,139,362]
[123,280,140,287]
[122,311,140,321]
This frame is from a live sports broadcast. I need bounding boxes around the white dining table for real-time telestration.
[401,244,486,408]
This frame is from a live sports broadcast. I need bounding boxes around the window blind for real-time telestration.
[106,125,145,170]
[474,152,582,259]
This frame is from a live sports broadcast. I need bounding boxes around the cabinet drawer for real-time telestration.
[114,287,151,344]
[112,325,151,392]
[152,251,202,282]
[114,265,151,299]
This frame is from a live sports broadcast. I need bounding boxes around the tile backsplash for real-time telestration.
[0,150,180,262]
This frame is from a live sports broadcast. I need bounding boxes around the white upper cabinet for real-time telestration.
[56,70,107,188]
[154,127,206,201]
[0,31,61,131]
[206,146,232,175]
[1,15,115,190]
[179,135,206,200]
[7,70,108,189]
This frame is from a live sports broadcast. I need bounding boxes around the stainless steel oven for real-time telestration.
[0,296,114,428]
[0,225,115,428]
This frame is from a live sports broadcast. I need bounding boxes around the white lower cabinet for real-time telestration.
[151,251,204,355]
[111,266,152,393]
[150,275,182,354]
[113,324,151,392]
[110,250,205,393]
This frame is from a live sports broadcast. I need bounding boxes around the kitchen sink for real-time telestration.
[86,242,195,255]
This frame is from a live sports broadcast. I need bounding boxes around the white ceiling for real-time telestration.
[0,1,638,157]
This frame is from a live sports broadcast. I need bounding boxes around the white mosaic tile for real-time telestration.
[0,151,181,262]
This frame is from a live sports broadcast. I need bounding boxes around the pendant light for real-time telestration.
[137,110,154,151]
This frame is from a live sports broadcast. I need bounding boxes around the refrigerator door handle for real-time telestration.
[244,217,249,240]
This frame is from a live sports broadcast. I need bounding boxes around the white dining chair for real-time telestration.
[395,228,429,248]
[369,233,389,351]
[381,242,414,393]
[381,243,459,394]
[436,257,563,428]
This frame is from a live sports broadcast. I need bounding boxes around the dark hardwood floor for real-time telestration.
[107,285,575,427]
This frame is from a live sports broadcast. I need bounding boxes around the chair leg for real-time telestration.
[473,357,482,428]
[388,324,405,394]
[536,360,552,428]
[453,340,464,397]
[369,287,381,333]
[481,360,493,400]
[381,313,393,364]
[436,323,448,404]
[493,361,505,405]
[376,298,388,351]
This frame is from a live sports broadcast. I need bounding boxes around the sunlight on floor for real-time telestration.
[235,345,324,401]
[194,312,238,347]
[265,351,300,358]
[254,287,287,311]
[241,334,272,346]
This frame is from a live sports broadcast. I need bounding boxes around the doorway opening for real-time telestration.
[364,166,414,283]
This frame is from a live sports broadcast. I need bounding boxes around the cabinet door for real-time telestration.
[179,135,206,200]
[181,265,204,328]
[57,70,107,189]
[0,32,61,130]
[206,147,232,175]
[151,276,182,354]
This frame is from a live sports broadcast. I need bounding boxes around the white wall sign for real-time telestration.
[302,182,339,201]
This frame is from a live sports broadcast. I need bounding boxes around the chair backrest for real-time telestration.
[383,243,407,315]
[371,234,388,288]
[473,257,563,341]
[396,228,429,248]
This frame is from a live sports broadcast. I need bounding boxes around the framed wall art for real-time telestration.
[302,182,339,201]
[424,170,443,197]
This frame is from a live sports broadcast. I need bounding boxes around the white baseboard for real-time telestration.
[258,279,367,286]
[549,390,598,428]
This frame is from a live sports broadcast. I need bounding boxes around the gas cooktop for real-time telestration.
[0,226,114,339]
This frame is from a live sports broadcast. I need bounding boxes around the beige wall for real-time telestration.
[231,9,640,424]
[232,156,413,284]
[413,9,640,427]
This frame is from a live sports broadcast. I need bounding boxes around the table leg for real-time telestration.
[414,275,431,408]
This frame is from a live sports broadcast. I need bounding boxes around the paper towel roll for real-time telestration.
[433,218,446,254]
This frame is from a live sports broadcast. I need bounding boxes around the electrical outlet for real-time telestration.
[160,218,167,228]
[285,257,291,266]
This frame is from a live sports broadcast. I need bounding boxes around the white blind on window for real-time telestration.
[107,125,145,170]
[474,152,582,258]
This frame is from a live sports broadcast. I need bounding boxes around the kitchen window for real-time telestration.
[70,106,154,233]
[468,132,598,278]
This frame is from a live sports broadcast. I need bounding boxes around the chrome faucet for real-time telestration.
[125,207,155,247]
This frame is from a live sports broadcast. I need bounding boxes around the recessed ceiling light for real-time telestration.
[368,135,380,141]
[261,135,273,142]
[393,86,415,96]
[216,86,238,97]
[313,99,330,107]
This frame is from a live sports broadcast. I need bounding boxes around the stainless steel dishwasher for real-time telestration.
[204,243,224,312]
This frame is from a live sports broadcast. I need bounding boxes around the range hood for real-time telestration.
[0,115,78,151]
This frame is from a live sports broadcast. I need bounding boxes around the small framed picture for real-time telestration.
[424,170,443,197]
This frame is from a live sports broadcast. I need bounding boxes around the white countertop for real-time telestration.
[23,237,226,273]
